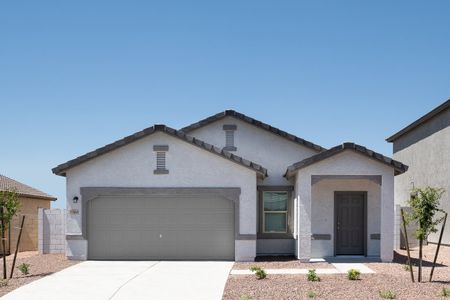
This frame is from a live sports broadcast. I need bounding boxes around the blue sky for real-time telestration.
[1,1,449,208]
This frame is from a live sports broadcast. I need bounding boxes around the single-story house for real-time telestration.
[53,110,407,262]
[387,99,449,246]
[0,174,56,252]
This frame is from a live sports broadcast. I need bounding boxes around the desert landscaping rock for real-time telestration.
[223,245,450,300]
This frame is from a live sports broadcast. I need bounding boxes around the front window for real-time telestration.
[263,191,288,233]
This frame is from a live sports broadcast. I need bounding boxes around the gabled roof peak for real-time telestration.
[52,124,268,177]
[285,142,408,178]
[181,109,326,152]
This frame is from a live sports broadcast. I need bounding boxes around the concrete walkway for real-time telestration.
[230,263,374,275]
[2,261,233,300]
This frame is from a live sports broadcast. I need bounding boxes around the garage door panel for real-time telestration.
[87,194,235,260]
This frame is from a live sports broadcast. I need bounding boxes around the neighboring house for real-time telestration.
[387,99,450,246]
[0,174,56,252]
[53,110,407,262]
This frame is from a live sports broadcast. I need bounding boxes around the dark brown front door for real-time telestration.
[335,192,366,255]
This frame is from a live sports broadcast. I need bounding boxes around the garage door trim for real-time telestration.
[80,187,254,242]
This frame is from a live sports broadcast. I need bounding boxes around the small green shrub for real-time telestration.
[307,290,317,298]
[403,264,411,271]
[379,290,396,299]
[0,279,8,287]
[347,269,361,280]
[441,287,450,297]
[249,266,267,280]
[18,263,30,275]
[239,294,252,300]
[307,269,321,282]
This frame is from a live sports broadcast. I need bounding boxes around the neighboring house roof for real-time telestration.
[386,99,450,142]
[0,174,56,200]
[180,109,326,152]
[52,124,268,177]
[285,142,408,178]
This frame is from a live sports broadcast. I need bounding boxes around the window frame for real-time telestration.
[258,186,294,239]
[262,191,289,233]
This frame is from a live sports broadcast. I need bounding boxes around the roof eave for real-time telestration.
[18,193,57,201]
[386,99,450,142]
[52,125,268,178]
[284,142,408,178]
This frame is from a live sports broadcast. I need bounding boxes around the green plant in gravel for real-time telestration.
[405,187,446,282]
[347,269,361,280]
[18,263,30,275]
[441,287,450,297]
[249,266,267,280]
[306,290,317,298]
[403,263,411,271]
[307,269,320,282]
[239,294,252,300]
[379,290,396,299]
[0,189,21,279]
[0,279,8,287]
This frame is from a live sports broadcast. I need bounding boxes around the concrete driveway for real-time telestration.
[2,261,233,300]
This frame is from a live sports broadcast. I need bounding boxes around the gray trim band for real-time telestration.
[223,124,237,130]
[237,234,257,240]
[66,235,84,240]
[153,169,169,174]
[80,187,250,243]
[258,233,294,240]
[370,234,381,240]
[223,146,237,151]
[312,234,332,240]
[153,145,169,151]
[312,175,382,186]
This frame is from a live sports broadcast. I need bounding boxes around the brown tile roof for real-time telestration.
[285,142,408,178]
[0,174,56,200]
[180,109,326,152]
[386,99,450,142]
[52,125,268,177]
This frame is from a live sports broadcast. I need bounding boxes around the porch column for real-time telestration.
[297,174,312,261]
[380,173,395,262]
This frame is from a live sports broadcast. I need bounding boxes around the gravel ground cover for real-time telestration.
[223,245,450,300]
[0,252,79,297]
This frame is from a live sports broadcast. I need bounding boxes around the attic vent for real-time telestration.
[153,145,169,174]
[223,124,237,151]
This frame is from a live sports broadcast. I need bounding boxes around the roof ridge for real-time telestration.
[52,124,268,177]
[180,109,326,152]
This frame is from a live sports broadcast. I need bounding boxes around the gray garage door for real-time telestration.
[87,194,235,260]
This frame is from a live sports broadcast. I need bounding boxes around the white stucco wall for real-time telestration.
[187,116,320,186]
[393,125,450,245]
[311,179,381,257]
[188,116,321,255]
[293,150,395,262]
[64,132,258,261]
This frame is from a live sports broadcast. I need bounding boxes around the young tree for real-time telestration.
[406,186,445,282]
[0,189,20,279]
